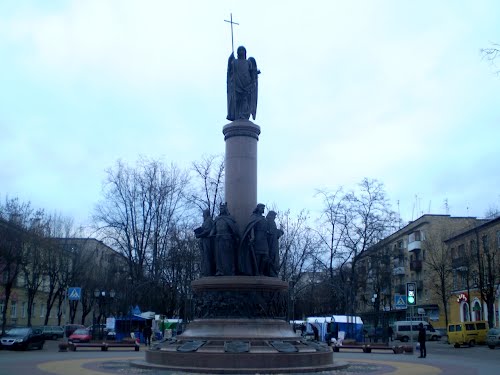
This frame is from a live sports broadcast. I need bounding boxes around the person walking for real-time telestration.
[418,323,427,358]
[143,325,152,346]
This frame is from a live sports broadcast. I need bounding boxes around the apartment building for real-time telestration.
[445,216,500,327]
[355,214,482,330]
[1,217,125,328]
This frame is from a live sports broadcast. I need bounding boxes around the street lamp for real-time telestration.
[94,289,116,340]
[371,293,380,343]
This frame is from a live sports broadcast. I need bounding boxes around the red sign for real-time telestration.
[457,293,468,303]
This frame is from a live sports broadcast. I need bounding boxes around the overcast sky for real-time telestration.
[1,0,499,228]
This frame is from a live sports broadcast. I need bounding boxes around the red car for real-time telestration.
[68,329,91,343]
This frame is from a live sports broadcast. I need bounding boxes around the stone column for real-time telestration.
[222,119,261,232]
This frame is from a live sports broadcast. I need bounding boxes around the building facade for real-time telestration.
[445,216,500,328]
[1,216,125,329]
[356,214,483,330]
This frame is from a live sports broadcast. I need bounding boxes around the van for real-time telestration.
[447,321,488,347]
[393,321,439,342]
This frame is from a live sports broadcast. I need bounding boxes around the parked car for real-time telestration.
[87,324,109,337]
[486,328,500,349]
[63,324,85,338]
[37,326,64,340]
[0,327,45,350]
[106,329,116,341]
[68,328,91,343]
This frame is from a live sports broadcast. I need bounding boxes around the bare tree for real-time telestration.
[0,197,42,332]
[475,230,500,328]
[337,178,398,316]
[41,214,77,325]
[484,205,500,219]
[190,154,225,218]
[93,157,190,284]
[314,188,350,313]
[424,231,455,329]
[315,188,347,280]
[22,216,48,327]
[277,209,318,283]
[481,43,500,74]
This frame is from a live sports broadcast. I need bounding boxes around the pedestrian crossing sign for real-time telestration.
[68,287,81,301]
[394,294,407,309]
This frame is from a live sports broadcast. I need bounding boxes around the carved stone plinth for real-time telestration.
[192,276,287,319]
[137,276,338,373]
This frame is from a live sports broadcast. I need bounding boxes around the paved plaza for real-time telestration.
[0,339,498,375]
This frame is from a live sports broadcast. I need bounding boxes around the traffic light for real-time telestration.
[406,282,417,306]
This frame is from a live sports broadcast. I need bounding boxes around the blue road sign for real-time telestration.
[68,287,81,301]
[394,294,407,309]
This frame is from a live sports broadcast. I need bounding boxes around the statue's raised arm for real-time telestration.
[226,46,260,121]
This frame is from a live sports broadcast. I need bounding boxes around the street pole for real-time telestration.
[410,305,414,350]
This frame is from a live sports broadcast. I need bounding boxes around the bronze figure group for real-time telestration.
[194,202,282,277]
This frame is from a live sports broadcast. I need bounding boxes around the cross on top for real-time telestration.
[224,13,239,54]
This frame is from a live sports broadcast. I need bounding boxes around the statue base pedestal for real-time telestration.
[139,276,337,373]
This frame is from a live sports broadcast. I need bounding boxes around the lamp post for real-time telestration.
[371,293,379,343]
[185,288,193,323]
[94,289,116,340]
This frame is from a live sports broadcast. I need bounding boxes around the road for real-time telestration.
[0,338,499,374]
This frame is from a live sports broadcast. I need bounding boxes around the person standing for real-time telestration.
[143,325,152,346]
[418,323,427,358]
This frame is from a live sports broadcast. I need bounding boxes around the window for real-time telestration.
[414,231,421,241]
[482,235,489,252]
[456,325,462,332]
[460,272,467,289]
[470,239,476,253]
[449,325,455,332]
[451,247,456,259]
[10,301,17,318]
[458,244,465,257]
[22,302,27,318]
[496,231,500,250]
[476,322,486,330]
[40,304,45,317]
[465,323,475,331]
[0,300,4,314]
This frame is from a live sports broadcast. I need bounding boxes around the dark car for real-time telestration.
[486,328,500,349]
[37,325,64,340]
[0,327,45,350]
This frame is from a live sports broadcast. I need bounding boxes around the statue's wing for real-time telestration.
[248,57,258,120]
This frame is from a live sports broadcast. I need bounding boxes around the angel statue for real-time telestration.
[226,46,260,121]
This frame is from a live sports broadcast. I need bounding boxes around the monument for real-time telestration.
[138,39,337,374]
